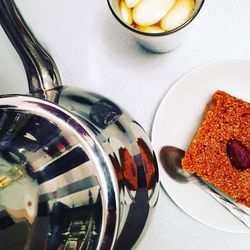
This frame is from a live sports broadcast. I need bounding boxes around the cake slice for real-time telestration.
[182,90,250,207]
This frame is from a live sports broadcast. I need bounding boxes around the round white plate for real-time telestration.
[152,58,250,233]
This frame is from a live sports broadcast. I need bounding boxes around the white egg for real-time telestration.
[161,0,195,31]
[136,25,165,33]
[120,0,133,25]
[133,0,176,26]
[125,0,142,8]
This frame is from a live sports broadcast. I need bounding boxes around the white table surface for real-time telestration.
[1,0,250,249]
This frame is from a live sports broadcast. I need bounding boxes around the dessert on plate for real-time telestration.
[182,90,250,207]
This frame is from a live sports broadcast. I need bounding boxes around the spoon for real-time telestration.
[160,146,192,183]
[160,145,250,229]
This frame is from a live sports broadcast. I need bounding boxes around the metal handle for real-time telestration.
[0,0,61,94]
[197,177,250,229]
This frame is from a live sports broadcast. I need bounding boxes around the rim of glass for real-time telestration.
[107,0,205,37]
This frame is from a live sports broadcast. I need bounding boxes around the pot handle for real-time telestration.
[0,0,61,94]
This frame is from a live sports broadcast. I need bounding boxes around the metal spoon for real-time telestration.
[160,145,250,229]
[160,146,192,183]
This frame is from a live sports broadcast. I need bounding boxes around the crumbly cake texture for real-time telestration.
[182,90,250,207]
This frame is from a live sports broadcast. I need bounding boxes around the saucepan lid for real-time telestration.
[0,95,119,249]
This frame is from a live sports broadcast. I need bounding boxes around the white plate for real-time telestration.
[151,58,250,233]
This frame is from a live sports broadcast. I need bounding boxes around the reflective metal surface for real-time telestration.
[0,0,160,249]
[0,97,104,250]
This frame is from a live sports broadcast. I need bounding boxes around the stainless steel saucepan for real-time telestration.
[0,1,159,249]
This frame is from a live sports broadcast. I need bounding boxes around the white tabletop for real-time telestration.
[1,0,250,249]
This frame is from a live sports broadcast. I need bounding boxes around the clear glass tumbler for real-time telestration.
[107,0,205,53]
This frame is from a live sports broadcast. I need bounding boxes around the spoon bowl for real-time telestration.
[160,146,193,183]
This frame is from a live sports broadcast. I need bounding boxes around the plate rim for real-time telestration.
[151,57,250,234]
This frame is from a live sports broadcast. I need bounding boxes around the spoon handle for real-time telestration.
[197,177,250,229]
[0,0,61,94]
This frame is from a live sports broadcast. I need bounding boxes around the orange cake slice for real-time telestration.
[182,90,250,207]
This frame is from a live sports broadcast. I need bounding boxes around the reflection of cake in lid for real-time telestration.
[182,91,250,207]
[137,138,156,190]
[119,148,138,191]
